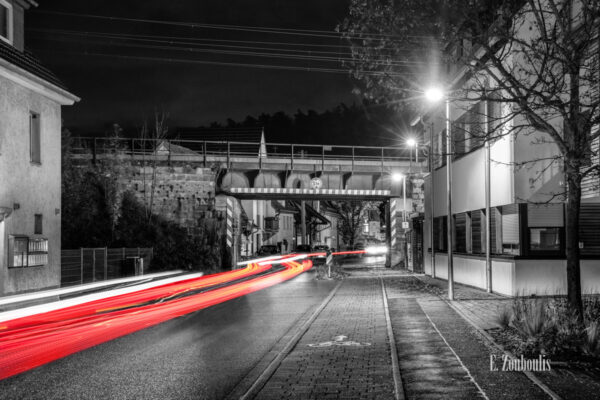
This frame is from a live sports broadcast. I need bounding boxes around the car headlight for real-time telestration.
[365,245,388,255]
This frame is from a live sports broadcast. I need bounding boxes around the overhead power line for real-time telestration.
[33,10,435,41]
[28,28,430,53]
[31,49,419,77]
[33,34,435,67]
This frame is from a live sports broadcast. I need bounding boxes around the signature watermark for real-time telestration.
[490,354,551,372]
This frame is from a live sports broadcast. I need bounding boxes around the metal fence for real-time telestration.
[68,137,424,166]
[61,247,154,287]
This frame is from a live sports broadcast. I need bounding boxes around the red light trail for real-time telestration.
[0,255,315,380]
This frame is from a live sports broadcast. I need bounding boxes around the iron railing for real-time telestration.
[69,137,426,167]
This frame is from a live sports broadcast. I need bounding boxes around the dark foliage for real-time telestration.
[198,102,411,147]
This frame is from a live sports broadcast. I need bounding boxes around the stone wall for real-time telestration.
[119,164,218,231]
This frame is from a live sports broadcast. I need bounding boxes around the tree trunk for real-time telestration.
[565,168,583,319]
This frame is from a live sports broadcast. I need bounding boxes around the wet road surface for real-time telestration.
[0,270,336,400]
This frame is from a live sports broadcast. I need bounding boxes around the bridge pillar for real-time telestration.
[216,194,241,269]
[300,200,307,245]
[385,201,391,268]
[389,197,406,268]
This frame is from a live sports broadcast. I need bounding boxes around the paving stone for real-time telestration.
[254,278,395,400]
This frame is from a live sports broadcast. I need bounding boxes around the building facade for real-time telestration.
[0,0,78,296]
[423,1,600,296]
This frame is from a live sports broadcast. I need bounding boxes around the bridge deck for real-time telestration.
[70,137,428,174]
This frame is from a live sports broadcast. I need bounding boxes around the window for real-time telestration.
[34,214,43,234]
[0,0,12,44]
[471,210,483,254]
[433,216,447,252]
[490,207,502,254]
[529,228,561,251]
[455,213,467,253]
[8,236,48,268]
[30,112,41,164]
[501,204,520,255]
[527,204,564,254]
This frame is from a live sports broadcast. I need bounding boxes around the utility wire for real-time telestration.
[31,49,419,77]
[28,28,431,52]
[32,10,435,41]
[35,35,433,67]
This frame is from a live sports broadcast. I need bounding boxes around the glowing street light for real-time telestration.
[406,138,417,148]
[391,172,404,183]
[425,86,454,301]
[425,87,444,103]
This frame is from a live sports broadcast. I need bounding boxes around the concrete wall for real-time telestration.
[0,73,62,296]
[427,254,600,297]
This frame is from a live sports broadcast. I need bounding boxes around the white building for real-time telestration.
[0,0,79,296]
[422,1,600,296]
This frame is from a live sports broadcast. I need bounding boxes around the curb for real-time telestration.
[226,280,343,400]
[380,277,405,400]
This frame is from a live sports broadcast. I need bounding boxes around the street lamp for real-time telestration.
[426,86,454,301]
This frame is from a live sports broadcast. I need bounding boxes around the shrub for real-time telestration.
[512,297,549,338]
[494,306,512,328]
[583,321,600,356]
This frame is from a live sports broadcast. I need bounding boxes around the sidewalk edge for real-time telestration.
[413,275,562,400]
[380,277,405,400]
[225,280,343,400]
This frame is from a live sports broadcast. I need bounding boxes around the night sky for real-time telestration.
[26,1,361,134]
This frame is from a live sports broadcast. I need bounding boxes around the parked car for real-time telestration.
[257,245,278,256]
[295,244,312,253]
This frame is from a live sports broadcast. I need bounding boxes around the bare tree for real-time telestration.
[325,200,377,248]
[340,0,600,317]
[139,109,169,222]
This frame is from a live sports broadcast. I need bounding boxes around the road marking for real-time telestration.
[418,301,490,400]
[237,280,343,400]
[307,334,371,347]
[380,277,405,400]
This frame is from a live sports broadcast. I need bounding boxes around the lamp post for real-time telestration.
[425,87,454,301]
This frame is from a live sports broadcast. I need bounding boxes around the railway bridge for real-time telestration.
[72,137,427,268]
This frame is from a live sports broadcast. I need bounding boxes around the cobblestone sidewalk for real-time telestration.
[254,278,395,400]
[412,274,512,330]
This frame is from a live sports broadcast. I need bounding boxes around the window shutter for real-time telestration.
[471,210,482,254]
[527,204,564,227]
[455,213,467,252]
[501,204,519,244]
[580,204,600,256]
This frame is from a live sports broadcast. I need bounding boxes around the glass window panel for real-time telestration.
[530,228,561,251]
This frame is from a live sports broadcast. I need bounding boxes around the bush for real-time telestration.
[494,306,512,328]
[494,295,600,360]
[113,192,225,272]
[512,297,549,338]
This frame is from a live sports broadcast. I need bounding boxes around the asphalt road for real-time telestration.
[0,269,336,400]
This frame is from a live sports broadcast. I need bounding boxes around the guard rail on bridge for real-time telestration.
[69,137,427,171]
